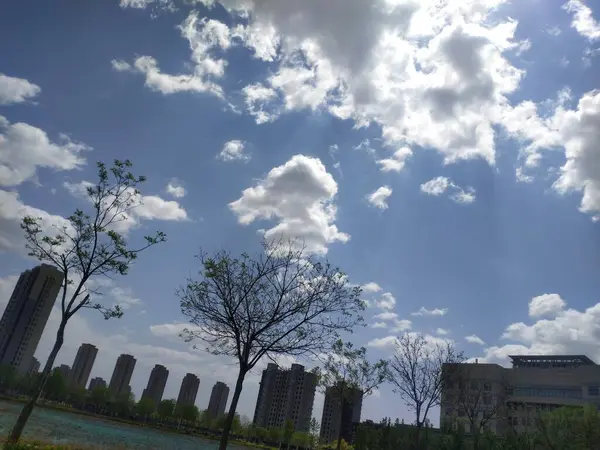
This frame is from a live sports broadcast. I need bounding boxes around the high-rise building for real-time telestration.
[57,364,71,380]
[253,363,317,433]
[207,381,230,418]
[320,383,363,445]
[28,357,40,374]
[177,373,200,407]
[109,354,136,397]
[0,264,63,373]
[441,355,600,436]
[70,343,98,389]
[88,377,107,391]
[142,364,169,406]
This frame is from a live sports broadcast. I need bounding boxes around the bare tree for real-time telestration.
[386,333,464,450]
[7,160,166,443]
[320,339,388,450]
[177,239,364,450]
[449,366,507,450]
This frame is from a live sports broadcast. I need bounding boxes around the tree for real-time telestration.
[67,386,87,408]
[113,391,135,417]
[177,239,364,450]
[283,419,295,448]
[0,364,17,393]
[386,333,464,450]
[447,365,507,450]
[7,160,166,443]
[175,403,199,423]
[309,417,320,449]
[157,398,176,421]
[320,339,388,450]
[89,385,110,412]
[43,368,67,401]
[136,397,156,420]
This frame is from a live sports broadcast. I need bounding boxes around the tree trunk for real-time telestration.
[7,318,67,443]
[218,368,246,450]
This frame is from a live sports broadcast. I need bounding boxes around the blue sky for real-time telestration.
[1,0,600,425]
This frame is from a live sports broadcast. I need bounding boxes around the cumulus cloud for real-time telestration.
[218,140,250,162]
[0,190,70,254]
[420,176,476,205]
[372,321,387,329]
[528,293,567,318]
[391,319,413,333]
[563,0,600,41]
[367,186,392,210]
[465,335,486,345]
[478,294,600,366]
[411,306,448,317]
[0,116,89,187]
[0,73,41,105]
[376,292,396,311]
[361,282,382,294]
[436,328,450,336]
[165,179,186,198]
[377,147,412,173]
[229,154,349,255]
[373,311,398,322]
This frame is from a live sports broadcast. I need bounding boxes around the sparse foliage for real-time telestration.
[177,238,364,450]
[386,333,464,449]
[320,339,388,450]
[8,160,166,443]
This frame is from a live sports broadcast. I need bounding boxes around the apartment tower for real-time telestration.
[57,364,70,379]
[177,373,200,407]
[88,377,107,391]
[109,354,136,396]
[0,264,63,373]
[28,357,40,374]
[253,363,317,433]
[207,381,230,418]
[70,343,98,389]
[142,364,169,406]
[320,383,363,445]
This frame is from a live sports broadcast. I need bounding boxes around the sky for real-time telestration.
[1,0,600,427]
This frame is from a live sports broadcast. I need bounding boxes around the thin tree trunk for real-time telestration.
[218,368,246,450]
[7,319,66,443]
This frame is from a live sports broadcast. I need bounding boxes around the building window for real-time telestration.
[589,386,599,396]
[483,383,492,392]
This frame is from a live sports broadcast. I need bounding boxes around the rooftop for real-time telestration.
[509,355,596,367]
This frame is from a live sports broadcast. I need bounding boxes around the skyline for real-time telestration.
[1,0,600,427]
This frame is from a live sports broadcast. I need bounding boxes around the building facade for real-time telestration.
[142,364,169,407]
[177,373,200,407]
[0,265,63,373]
[320,383,363,445]
[109,354,136,397]
[88,376,107,391]
[253,363,317,433]
[70,343,98,389]
[28,357,40,374]
[57,364,70,380]
[441,355,600,436]
[207,381,230,418]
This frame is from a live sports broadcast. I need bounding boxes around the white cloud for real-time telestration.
[528,293,567,318]
[411,306,448,317]
[218,140,250,162]
[436,328,450,336]
[373,311,398,322]
[564,0,600,41]
[64,180,188,233]
[0,73,41,105]
[546,26,562,37]
[420,176,476,205]
[367,336,399,349]
[372,321,387,329]
[0,116,89,187]
[376,147,412,173]
[479,295,600,366]
[111,59,132,72]
[367,186,392,210]
[242,83,280,124]
[229,154,349,255]
[465,335,486,345]
[376,292,396,311]
[391,319,413,333]
[165,179,186,198]
[0,190,70,254]
[361,282,382,294]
